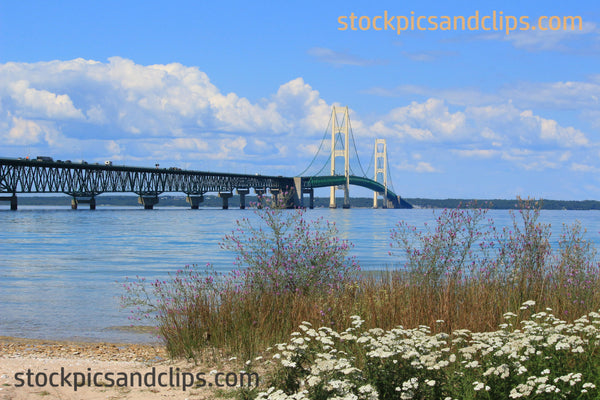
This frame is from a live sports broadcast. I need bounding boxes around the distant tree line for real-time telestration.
[405,198,600,210]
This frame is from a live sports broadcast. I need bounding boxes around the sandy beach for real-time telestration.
[0,337,255,400]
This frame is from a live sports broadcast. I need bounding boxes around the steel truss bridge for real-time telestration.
[0,157,411,210]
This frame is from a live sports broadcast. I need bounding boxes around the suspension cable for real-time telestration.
[385,145,397,193]
[364,143,375,179]
[297,111,333,177]
[348,117,368,178]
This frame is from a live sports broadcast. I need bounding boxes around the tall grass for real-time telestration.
[121,198,600,362]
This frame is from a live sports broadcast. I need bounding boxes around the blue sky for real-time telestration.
[0,1,599,200]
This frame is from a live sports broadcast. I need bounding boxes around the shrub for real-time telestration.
[220,198,359,295]
[121,264,224,359]
[122,198,360,359]
[389,202,492,287]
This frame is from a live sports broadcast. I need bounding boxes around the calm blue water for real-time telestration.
[1,206,600,343]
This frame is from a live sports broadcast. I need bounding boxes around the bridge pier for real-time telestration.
[138,195,159,210]
[218,192,233,209]
[303,188,314,209]
[71,196,96,210]
[186,195,204,209]
[236,189,250,209]
[270,188,280,206]
[342,183,350,209]
[0,194,18,210]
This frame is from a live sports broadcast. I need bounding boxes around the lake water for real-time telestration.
[1,206,600,343]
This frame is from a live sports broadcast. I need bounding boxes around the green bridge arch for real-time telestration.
[303,175,412,209]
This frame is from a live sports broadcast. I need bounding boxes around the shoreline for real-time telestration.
[0,336,243,399]
[0,335,167,363]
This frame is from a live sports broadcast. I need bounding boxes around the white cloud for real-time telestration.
[500,80,600,110]
[480,19,599,52]
[9,80,84,120]
[500,148,560,171]
[272,77,330,134]
[373,99,466,140]
[396,161,438,173]
[519,109,588,146]
[308,47,386,66]
[6,116,44,145]
[0,57,596,180]
[571,163,600,173]
[105,140,122,155]
[402,50,457,62]
[452,149,499,158]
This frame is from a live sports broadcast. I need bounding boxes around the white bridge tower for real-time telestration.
[330,106,350,209]
[373,138,389,208]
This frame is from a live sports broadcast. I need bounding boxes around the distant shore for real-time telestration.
[5,195,600,210]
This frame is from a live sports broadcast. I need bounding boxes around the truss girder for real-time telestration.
[0,159,291,196]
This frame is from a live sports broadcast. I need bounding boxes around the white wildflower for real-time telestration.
[281,359,297,368]
[572,345,584,353]
[306,375,321,387]
[291,337,305,345]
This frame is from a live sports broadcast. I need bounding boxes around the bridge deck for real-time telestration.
[0,157,411,209]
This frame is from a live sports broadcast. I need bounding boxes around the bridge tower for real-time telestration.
[329,106,350,209]
[373,139,389,208]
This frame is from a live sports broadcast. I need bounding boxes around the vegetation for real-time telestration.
[259,304,600,399]
[122,198,600,399]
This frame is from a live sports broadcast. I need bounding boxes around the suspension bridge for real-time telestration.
[0,106,412,210]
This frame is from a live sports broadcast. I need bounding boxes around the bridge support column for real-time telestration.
[218,192,233,209]
[342,184,350,209]
[291,177,303,209]
[186,195,204,209]
[236,189,250,209]
[1,194,18,210]
[71,196,96,210]
[138,195,159,210]
[270,188,280,206]
[303,188,314,209]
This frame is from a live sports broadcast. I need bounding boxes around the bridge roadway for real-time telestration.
[0,157,411,210]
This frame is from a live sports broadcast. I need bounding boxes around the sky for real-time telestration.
[0,1,599,200]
